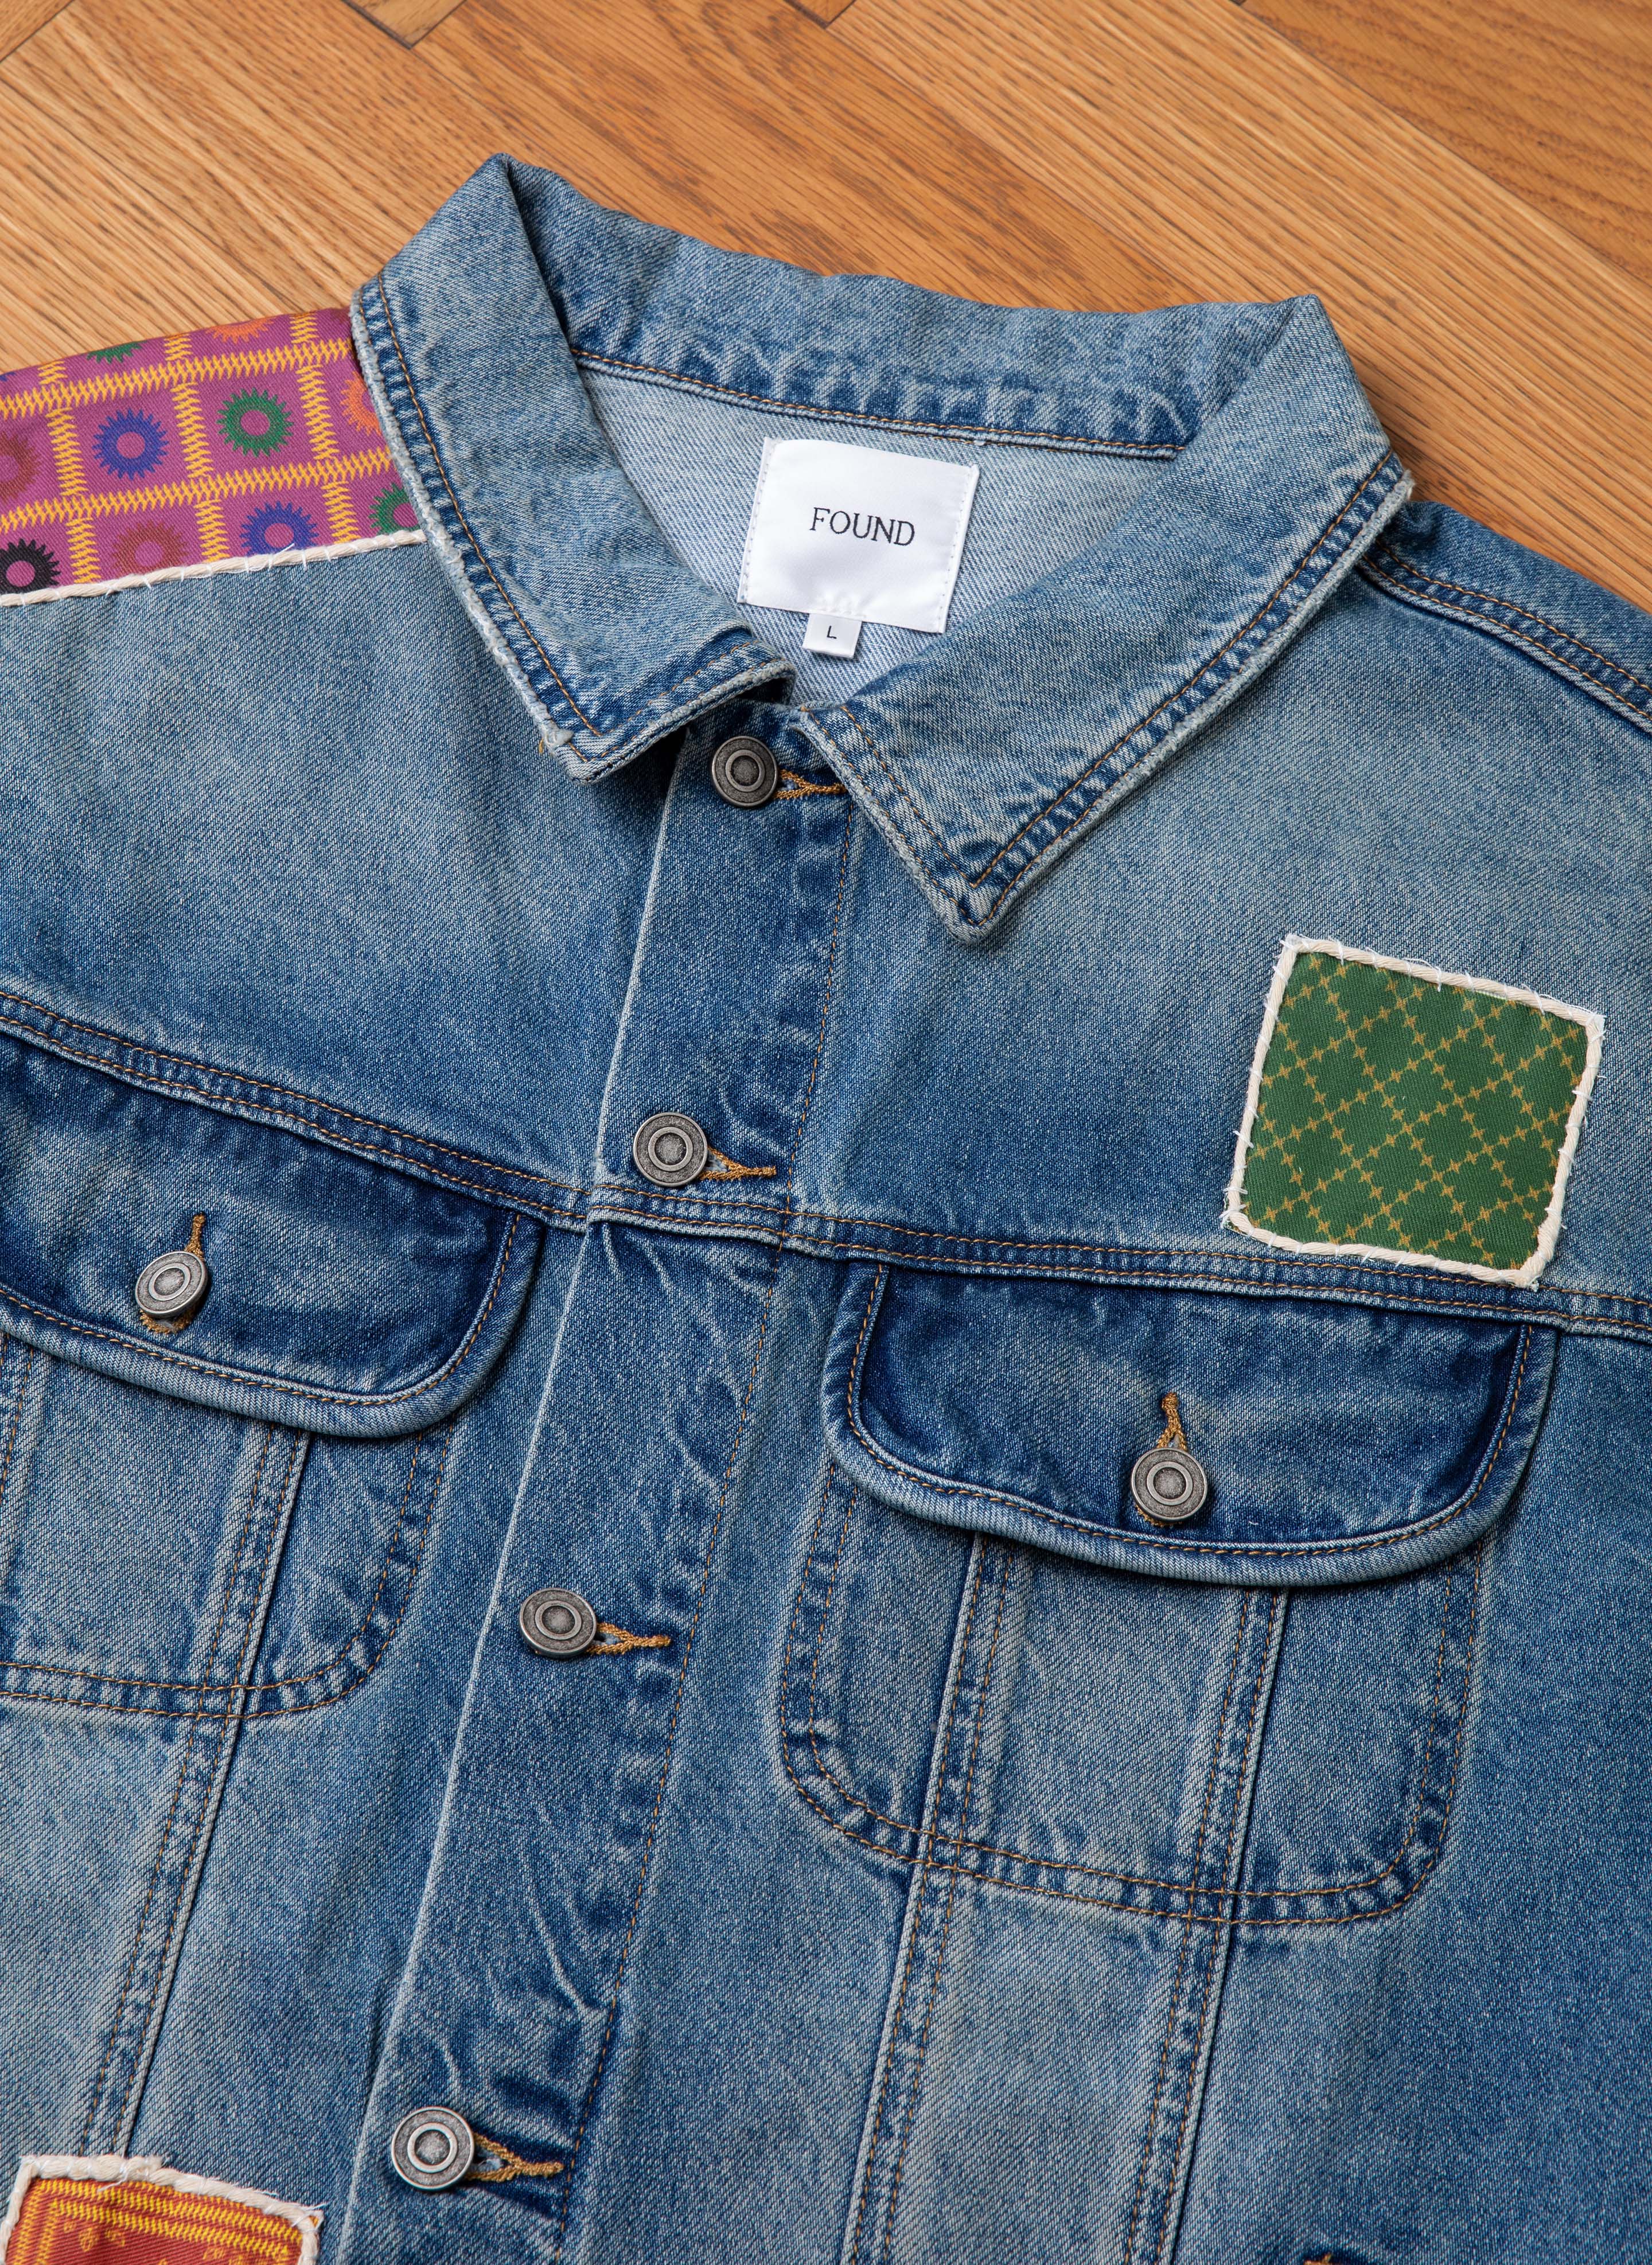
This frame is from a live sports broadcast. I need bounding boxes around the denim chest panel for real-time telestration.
[5,157,1652,2265]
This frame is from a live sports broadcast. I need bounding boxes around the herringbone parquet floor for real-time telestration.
[2,0,1649,607]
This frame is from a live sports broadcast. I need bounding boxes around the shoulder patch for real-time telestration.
[1224,934,1603,1287]
[1,2154,320,2262]
[0,307,421,606]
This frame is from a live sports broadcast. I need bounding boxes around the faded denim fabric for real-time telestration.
[2,152,1652,2264]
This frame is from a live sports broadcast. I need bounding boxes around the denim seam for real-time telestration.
[1124,1592,1250,2265]
[0,993,588,1199]
[841,1265,1536,1562]
[964,450,1400,895]
[570,350,1186,457]
[879,1550,1011,2264]
[790,1475,1459,1903]
[7,987,1645,1328]
[1148,1595,1276,2265]
[0,1214,520,1413]
[585,1207,1652,1346]
[0,1338,31,1529]
[553,1252,784,2262]
[111,1430,301,2138]
[808,450,1400,918]
[1361,545,1652,726]
[79,1426,275,2147]
[369,274,599,736]
[789,1537,1478,1927]
[5,1429,420,1695]
[847,1546,991,2265]
[251,1420,454,1717]
[244,1430,426,1693]
[791,1569,1477,1928]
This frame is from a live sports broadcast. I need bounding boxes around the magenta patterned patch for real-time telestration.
[0,307,419,601]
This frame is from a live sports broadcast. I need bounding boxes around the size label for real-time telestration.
[739,436,978,634]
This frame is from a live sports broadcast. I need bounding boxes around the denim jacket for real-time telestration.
[2,154,1650,2265]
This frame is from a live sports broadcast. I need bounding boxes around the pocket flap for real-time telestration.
[0,1026,539,1437]
[823,1264,1554,1586]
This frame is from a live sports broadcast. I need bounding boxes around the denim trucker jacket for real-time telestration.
[2,150,1652,2265]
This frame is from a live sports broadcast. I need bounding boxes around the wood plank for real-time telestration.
[349,0,467,41]
[0,73,272,367]
[834,0,1652,611]
[416,0,1178,312]
[785,0,860,23]
[0,0,68,64]
[1249,0,1652,293]
[1,0,504,322]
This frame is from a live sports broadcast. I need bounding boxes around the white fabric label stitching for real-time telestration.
[738,436,978,634]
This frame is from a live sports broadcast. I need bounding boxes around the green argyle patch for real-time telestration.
[1236,948,1592,1273]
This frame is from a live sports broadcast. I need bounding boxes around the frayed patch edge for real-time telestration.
[0,528,422,610]
[0,2154,322,2264]
[1222,932,1605,1289]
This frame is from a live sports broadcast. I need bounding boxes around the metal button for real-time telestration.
[134,1246,211,1326]
[390,2106,475,2191]
[1129,1445,1210,1525]
[632,1112,709,1187]
[519,1586,599,1658]
[710,735,778,808]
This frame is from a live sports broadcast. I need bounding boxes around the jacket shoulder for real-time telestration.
[1362,498,1652,740]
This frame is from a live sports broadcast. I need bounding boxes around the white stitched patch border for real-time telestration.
[1,2153,322,2263]
[1222,933,1604,1288]
[0,528,422,610]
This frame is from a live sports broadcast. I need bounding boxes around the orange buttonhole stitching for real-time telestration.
[586,1623,672,1656]
[773,769,849,800]
[138,1213,207,1336]
[467,2130,565,2185]
[702,1148,779,1180]
[1155,1390,1189,1452]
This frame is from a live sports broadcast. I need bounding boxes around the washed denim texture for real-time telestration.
[2,153,1652,2263]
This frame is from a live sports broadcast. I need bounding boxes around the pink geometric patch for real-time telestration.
[0,306,417,602]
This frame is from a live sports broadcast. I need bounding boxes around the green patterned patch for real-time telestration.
[1230,944,1596,1277]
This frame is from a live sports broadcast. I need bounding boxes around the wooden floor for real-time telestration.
[3,0,1649,609]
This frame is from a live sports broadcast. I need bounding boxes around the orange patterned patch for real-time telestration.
[5,2170,312,2264]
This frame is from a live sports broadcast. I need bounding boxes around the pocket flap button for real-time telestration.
[519,1587,599,1657]
[390,2107,475,2191]
[632,1112,709,1187]
[1129,1445,1209,1525]
[134,1246,210,1327]
[710,735,778,808]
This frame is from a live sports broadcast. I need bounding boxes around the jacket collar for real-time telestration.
[356,155,1406,938]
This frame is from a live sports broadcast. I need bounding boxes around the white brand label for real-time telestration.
[804,611,862,658]
[739,437,978,636]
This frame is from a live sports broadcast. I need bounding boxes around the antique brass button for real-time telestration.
[633,1112,709,1187]
[134,1246,210,1327]
[1129,1445,1209,1525]
[710,735,778,808]
[389,2107,475,2191]
[519,1587,599,1658]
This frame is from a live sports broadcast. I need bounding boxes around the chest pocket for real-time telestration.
[0,1024,539,1718]
[784,1261,1553,1925]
